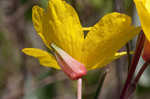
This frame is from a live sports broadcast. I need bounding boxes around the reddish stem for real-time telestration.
[120,31,145,99]
[127,61,149,98]
[134,62,149,84]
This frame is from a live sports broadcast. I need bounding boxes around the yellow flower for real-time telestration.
[134,0,150,41]
[22,0,140,72]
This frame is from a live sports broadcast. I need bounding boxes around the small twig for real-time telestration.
[120,31,145,99]
[77,78,82,99]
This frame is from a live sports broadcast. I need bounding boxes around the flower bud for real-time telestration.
[51,43,87,80]
[142,39,150,62]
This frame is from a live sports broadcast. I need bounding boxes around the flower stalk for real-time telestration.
[127,61,150,98]
[120,31,145,99]
[77,78,82,99]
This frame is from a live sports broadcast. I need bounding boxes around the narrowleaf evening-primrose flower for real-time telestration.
[22,0,140,80]
[134,0,150,41]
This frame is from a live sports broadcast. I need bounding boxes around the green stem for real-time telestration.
[94,71,107,99]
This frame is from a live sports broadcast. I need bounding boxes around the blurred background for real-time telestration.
[0,0,150,99]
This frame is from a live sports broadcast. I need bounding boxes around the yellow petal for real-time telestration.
[83,12,141,69]
[88,51,133,70]
[41,0,84,61]
[142,0,150,13]
[38,33,50,49]
[22,48,60,69]
[32,6,50,48]
[134,0,150,41]
[32,6,44,34]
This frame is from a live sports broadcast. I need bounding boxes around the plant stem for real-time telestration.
[120,31,145,99]
[126,43,132,70]
[94,71,107,99]
[133,62,149,86]
[127,61,149,98]
[77,78,82,99]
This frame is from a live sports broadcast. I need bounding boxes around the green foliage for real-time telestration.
[89,0,105,9]
[39,0,48,8]
[25,7,32,21]
[21,0,28,4]
[37,83,56,99]
[124,0,133,10]
[137,85,150,94]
